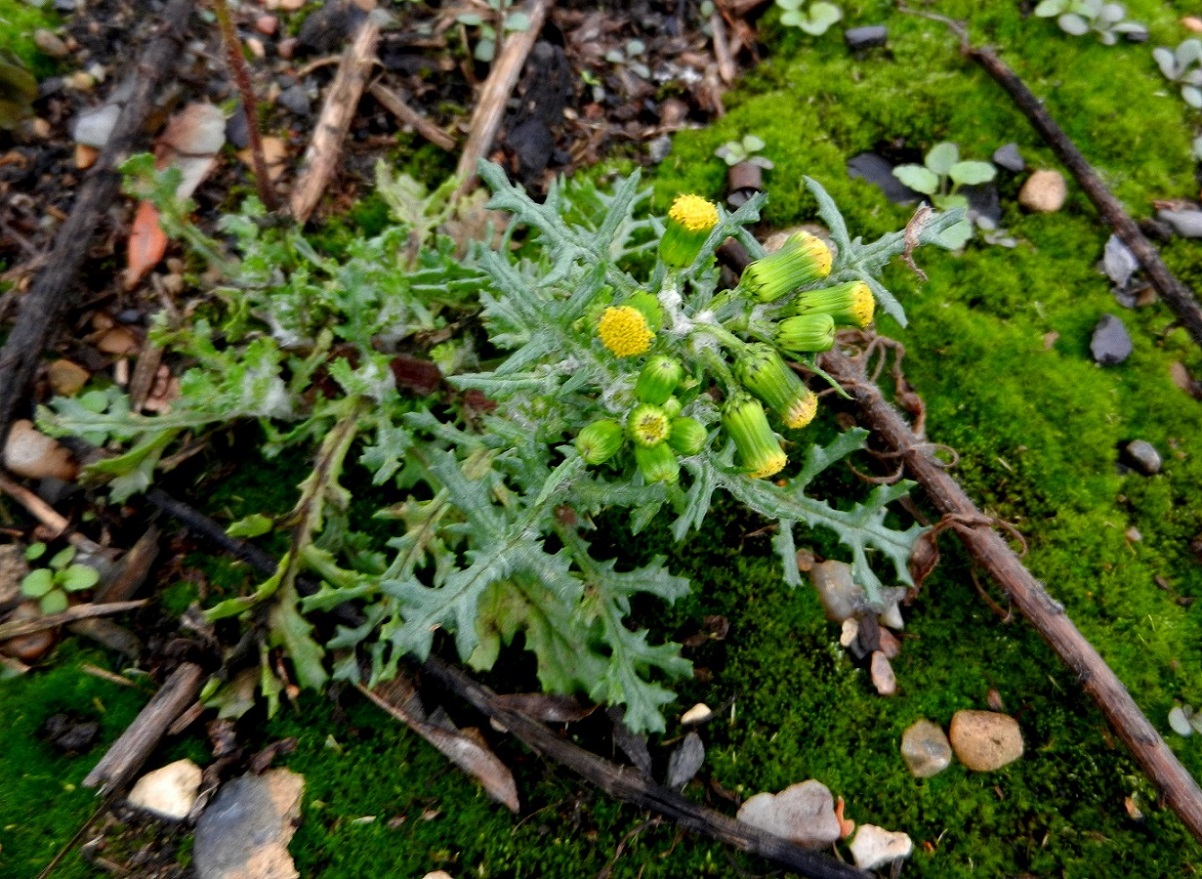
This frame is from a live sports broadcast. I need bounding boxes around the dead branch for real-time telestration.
[0,470,106,555]
[423,656,871,879]
[83,661,205,793]
[0,0,195,448]
[368,81,457,151]
[963,43,1202,350]
[453,0,553,196]
[0,600,146,640]
[817,345,1202,845]
[289,18,381,225]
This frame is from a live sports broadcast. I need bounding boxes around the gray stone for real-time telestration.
[127,759,202,821]
[808,560,865,623]
[962,181,1002,226]
[1157,208,1202,239]
[647,134,672,164]
[992,142,1025,173]
[900,719,952,778]
[847,152,922,205]
[665,732,705,788]
[849,824,912,871]
[1122,439,1162,475]
[736,780,841,849]
[1090,313,1133,366]
[277,85,311,117]
[72,103,121,148]
[949,710,1023,772]
[193,769,304,879]
[844,25,887,51]
[225,107,251,150]
[1103,234,1140,289]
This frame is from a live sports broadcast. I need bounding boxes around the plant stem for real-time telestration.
[210,0,279,211]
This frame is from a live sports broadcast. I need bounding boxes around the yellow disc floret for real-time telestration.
[668,194,720,233]
[598,306,654,357]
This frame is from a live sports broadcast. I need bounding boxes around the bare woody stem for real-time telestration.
[210,0,279,211]
[817,344,1202,845]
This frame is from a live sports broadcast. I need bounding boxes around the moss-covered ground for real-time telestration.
[6,0,1202,876]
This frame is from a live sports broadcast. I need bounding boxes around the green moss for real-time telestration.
[0,643,146,878]
[0,0,59,76]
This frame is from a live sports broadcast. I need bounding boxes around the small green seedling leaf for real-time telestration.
[49,546,76,570]
[924,142,960,176]
[21,568,55,599]
[59,565,101,592]
[892,165,939,195]
[40,589,69,615]
[24,542,47,562]
[948,160,997,188]
[226,513,275,539]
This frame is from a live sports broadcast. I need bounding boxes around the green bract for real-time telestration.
[37,159,962,732]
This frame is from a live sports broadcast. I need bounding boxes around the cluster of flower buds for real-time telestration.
[597,291,664,359]
[576,356,708,484]
[721,390,788,480]
[738,231,833,303]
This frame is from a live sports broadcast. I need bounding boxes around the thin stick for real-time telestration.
[83,661,205,792]
[210,0,278,211]
[453,0,553,196]
[423,656,870,879]
[289,18,381,225]
[0,600,146,641]
[817,345,1202,844]
[0,470,105,555]
[0,0,195,447]
[368,81,457,151]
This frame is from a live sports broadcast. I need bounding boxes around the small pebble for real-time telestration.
[72,103,120,147]
[75,143,98,169]
[1090,313,1133,366]
[1157,208,1202,239]
[1183,16,1202,32]
[64,71,95,92]
[849,824,913,872]
[737,780,842,849]
[0,601,56,661]
[1018,169,1067,213]
[34,29,70,59]
[278,37,299,60]
[870,651,896,696]
[839,618,859,647]
[4,419,77,481]
[1169,705,1193,736]
[877,628,901,659]
[949,710,1024,772]
[26,117,52,140]
[992,142,1025,173]
[277,84,312,116]
[647,134,672,164]
[255,14,279,35]
[48,359,90,396]
[844,25,887,51]
[900,719,952,778]
[245,37,266,59]
[1121,439,1162,475]
[128,759,203,820]
[681,703,713,725]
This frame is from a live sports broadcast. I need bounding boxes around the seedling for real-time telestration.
[457,0,531,63]
[714,134,775,169]
[1153,39,1202,109]
[1033,0,1147,45]
[892,142,997,248]
[605,39,650,80]
[775,0,842,36]
[20,543,101,615]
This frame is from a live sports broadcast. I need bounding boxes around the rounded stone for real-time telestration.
[1122,440,1162,475]
[849,824,913,871]
[736,780,841,849]
[870,651,896,696]
[48,359,90,396]
[3,419,78,481]
[949,710,1024,772]
[1090,313,1133,366]
[900,719,952,778]
[1018,169,1067,213]
[127,759,203,820]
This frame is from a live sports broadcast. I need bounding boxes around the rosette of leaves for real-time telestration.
[40,157,962,733]
[1154,39,1202,109]
[714,134,775,169]
[775,0,841,36]
[20,544,101,614]
[457,0,531,63]
[892,142,996,248]
[1033,0,1147,44]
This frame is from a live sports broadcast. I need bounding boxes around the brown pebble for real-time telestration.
[26,117,52,140]
[0,601,57,662]
[1018,169,1067,213]
[47,359,90,396]
[949,710,1024,771]
[877,627,901,659]
[3,419,78,481]
[96,326,140,356]
[75,143,99,169]
[245,37,266,59]
[870,651,896,696]
[34,29,70,59]
[1183,16,1202,32]
[278,37,298,60]
[255,14,279,35]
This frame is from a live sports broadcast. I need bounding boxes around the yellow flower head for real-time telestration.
[668,194,720,233]
[783,392,818,430]
[793,280,875,329]
[598,306,654,357]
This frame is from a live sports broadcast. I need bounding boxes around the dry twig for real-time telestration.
[368,81,457,151]
[0,600,146,641]
[289,18,381,225]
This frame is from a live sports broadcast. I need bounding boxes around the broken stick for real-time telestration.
[0,0,195,448]
[289,18,381,225]
[83,661,204,793]
[369,81,456,151]
[454,0,553,196]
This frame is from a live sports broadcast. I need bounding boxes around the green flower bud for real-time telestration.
[635,442,681,484]
[576,419,624,465]
[721,390,787,479]
[659,194,720,268]
[627,291,664,332]
[661,396,683,419]
[775,313,836,355]
[735,344,818,429]
[792,280,875,328]
[738,231,833,303]
[626,404,671,448]
[667,417,708,456]
[635,356,684,405]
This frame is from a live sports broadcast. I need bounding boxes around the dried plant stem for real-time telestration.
[818,345,1202,845]
[210,0,279,211]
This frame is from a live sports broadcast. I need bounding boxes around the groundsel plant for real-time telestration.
[40,161,961,732]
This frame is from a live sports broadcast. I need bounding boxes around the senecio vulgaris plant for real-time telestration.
[40,160,961,732]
